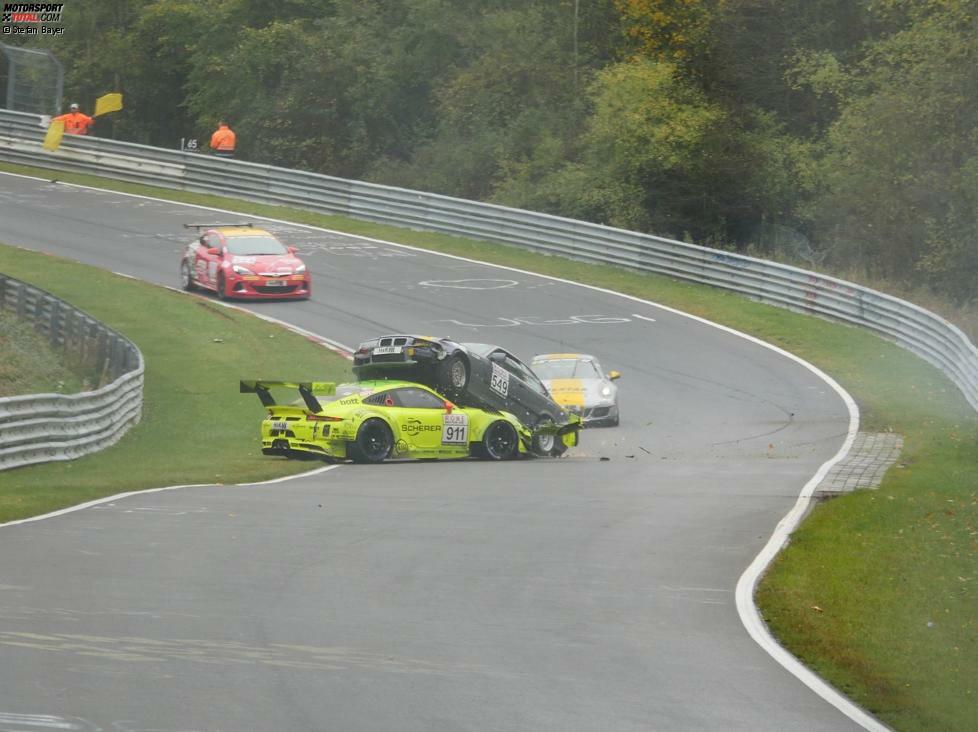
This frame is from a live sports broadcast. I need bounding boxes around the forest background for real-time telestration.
[5,0,978,330]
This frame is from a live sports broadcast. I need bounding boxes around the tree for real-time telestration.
[812,0,978,300]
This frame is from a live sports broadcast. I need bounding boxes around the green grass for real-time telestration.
[0,243,352,522]
[0,309,85,396]
[2,160,977,730]
[757,431,978,731]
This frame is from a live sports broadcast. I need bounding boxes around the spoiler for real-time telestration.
[240,380,336,413]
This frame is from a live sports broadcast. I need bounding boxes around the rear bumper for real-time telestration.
[263,435,347,459]
[352,348,442,372]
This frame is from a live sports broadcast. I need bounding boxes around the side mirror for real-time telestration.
[287,246,297,254]
[444,400,455,413]
[490,352,506,363]
[207,247,221,256]
[608,370,621,380]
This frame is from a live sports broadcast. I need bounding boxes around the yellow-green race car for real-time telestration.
[240,379,580,463]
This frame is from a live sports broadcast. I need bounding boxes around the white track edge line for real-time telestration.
[0,465,340,529]
[1,169,884,728]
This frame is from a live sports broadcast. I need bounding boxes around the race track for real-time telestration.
[0,173,864,731]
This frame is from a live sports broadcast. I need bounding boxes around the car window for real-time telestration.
[503,355,549,395]
[363,390,401,407]
[394,387,446,409]
[533,359,602,380]
[523,369,550,395]
[514,361,550,395]
[225,235,288,256]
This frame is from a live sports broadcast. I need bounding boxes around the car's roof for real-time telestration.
[338,379,444,396]
[532,353,595,361]
[214,226,274,237]
[461,342,509,357]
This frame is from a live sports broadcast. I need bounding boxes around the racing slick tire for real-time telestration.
[438,354,469,397]
[180,260,196,291]
[477,420,519,461]
[348,419,394,464]
[531,415,566,457]
[216,273,228,301]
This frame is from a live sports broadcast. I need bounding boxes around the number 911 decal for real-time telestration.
[442,413,469,444]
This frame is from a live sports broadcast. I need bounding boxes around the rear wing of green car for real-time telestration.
[240,380,336,413]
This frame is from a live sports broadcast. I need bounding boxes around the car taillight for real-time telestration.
[307,414,343,422]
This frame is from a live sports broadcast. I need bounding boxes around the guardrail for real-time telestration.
[0,273,143,471]
[1,107,976,412]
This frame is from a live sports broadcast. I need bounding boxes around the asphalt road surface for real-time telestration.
[0,173,863,731]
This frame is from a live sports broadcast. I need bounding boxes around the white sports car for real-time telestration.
[530,353,621,427]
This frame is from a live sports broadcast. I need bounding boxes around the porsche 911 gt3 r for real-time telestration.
[180,223,311,300]
[240,379,579,463]
[531,353,621,426]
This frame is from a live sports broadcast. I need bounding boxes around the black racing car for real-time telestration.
[352,335,576,456]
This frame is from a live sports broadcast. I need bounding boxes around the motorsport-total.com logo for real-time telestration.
[2,3,65,36]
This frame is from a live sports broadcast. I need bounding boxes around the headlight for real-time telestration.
[601,385,613,397]
[294,264,306,273]
[232,265,252,275]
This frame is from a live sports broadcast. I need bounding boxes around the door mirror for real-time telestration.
[608,370,621,380]
[207,247,221,256]
[490,352,506,363]
[444,400,455,413]
[287,246,297,254]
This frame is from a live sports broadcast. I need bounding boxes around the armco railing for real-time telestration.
[1,107,976,412]
[0,273,143,471]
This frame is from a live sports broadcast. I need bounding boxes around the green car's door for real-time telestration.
[387,386,464,456]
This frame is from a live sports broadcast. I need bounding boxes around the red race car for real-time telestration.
[180,223,311,300]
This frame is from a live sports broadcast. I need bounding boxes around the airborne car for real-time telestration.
[531,353,621,426]
[180,223,310,300]
[241,379,578,463]
[352,335,578,456]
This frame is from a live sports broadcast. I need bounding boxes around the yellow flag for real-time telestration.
[43,119,65,152]
[94,93,123,117]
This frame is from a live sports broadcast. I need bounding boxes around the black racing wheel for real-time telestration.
[348,419,393,464]
[479,420,519,461]
[439,354,469,395]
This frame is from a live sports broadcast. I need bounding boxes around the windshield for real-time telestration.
[225,235,288,256]
[532,359,601,380]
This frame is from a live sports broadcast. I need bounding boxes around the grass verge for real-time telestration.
[0,309,85,396]
[0,242,351,523]
[1,161,977,730]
